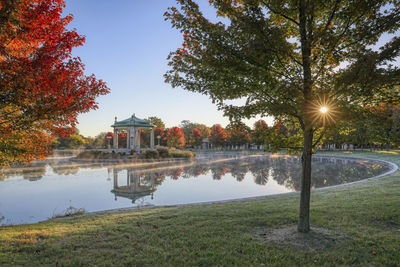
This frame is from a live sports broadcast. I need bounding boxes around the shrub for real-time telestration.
[142,150,159,159]
[169,150,195,158]
[76,151,102,159]
[157,147,170,158]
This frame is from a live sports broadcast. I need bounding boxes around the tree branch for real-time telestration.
[262,0,300,26]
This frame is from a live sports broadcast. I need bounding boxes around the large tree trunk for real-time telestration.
[298,127,313,233]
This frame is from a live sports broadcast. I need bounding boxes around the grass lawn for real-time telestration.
[0,151,399,266]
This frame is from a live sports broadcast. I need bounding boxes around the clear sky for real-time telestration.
[63,0,272,137]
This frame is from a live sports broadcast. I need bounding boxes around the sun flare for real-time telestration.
[320,106,328,113]
[307,95,338,126]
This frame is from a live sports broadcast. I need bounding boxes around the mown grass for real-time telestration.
[0,151,399,266]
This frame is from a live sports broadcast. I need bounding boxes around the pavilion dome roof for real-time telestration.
[111,114,154,128]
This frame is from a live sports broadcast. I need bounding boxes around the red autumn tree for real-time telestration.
[189,128,202,147]
[166,127,185,148]
[0,0,109,166]
[209,124,227,148]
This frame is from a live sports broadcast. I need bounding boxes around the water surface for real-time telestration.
[0,153,389,225]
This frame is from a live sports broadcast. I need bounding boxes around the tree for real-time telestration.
[180,120,197,144]
[226,122,250,147]
[197,124,210,139]
[0,0,109,166]
[52,129,88,149]
[166,126,185,148]
[325,104,400,149]
[165,1,400,232]
[145,116,166,129]
[209,124,227,147]
[251,120,270,148]
[189,128,203,147]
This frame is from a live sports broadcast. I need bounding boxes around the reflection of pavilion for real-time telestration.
[111,168,156,204]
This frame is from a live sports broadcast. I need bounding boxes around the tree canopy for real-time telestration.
[209,124,228,147]
[166,126,186,148]
[0,0,109,166]
[165,0,400,232]
[145,116,166,129]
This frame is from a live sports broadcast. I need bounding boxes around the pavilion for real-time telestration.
[111,114,155,151]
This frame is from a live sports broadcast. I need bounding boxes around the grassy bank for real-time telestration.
[1,151,399,266]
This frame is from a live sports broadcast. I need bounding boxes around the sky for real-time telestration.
[63,0,272,137]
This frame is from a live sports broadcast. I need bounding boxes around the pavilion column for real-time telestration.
[127,128,130,149]
[135,128,139,149]
[129,127,135,149]
[113,129,118,149]
[138,129,141,152]
[127,170,130,187]
[113,168,118,189]
[150,129,155,149]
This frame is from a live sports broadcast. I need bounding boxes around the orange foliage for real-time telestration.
[166,127,185,148]
[0,0,109,166]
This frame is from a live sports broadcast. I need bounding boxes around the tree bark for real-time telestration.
[298,0,314,233]
[298,127,313,232]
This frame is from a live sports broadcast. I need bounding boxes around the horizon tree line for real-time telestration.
[55,104,400,150]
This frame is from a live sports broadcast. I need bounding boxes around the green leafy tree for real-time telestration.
[165,0,400,232]
[251,120,270,148]
[88,132,109,148]
[226,122,250,147]
[52,129,88,149]
[145,117,166,129]
[197,124,211,139]
[180,122,210,145]
[325,104,400,149]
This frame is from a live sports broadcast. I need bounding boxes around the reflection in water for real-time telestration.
[97,155,389,204]
[0,154,391,225]
[111,168,157,203]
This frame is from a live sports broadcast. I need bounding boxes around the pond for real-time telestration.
[0,153,391,226]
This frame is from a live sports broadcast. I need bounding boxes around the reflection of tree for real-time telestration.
[249,159,272,185]
[167,167,184,180]
[0,154,391,197]
[211,167,229,180]
[22,162,47,181]
[181,165,209,178]
[51,164,79,175]
[270,157,301,190]
[262,157,390,191]
[230,163,249,182]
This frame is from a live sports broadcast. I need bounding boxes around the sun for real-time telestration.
[306,95,338,126]
[320,106,328,113]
